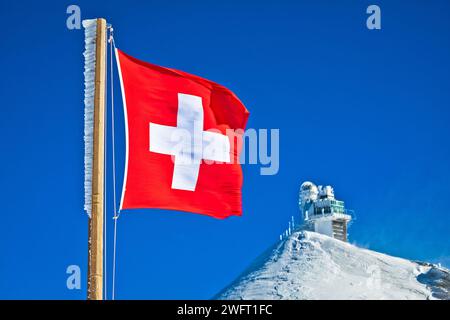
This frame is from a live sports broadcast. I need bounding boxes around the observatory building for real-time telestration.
[299,181,353,242]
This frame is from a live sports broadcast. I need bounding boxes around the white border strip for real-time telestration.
[114,48,129,211]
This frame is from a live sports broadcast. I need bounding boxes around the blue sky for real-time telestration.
[0,1,449,299]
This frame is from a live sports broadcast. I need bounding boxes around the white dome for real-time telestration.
[299,181,318,205]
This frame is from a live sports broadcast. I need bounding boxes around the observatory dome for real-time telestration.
[300,181,319,205]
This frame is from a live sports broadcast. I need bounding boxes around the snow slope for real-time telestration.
[216,231,450,300]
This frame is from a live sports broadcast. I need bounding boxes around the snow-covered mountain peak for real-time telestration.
[216,231,450,300]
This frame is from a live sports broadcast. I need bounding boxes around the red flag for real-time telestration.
[115,49,249,219]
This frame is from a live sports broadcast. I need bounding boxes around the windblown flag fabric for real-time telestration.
[115,49,249,218]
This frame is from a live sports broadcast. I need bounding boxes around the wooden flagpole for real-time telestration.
[87,18,107,300]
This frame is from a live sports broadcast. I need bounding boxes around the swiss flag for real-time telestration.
[115,49,249,219]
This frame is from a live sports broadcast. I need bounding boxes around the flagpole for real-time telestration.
[87,17,107,300]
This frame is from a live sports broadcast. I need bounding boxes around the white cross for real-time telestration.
[149,93,231,191]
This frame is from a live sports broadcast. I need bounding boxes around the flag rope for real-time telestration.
[103,25,108,299]
[109,28,120,300]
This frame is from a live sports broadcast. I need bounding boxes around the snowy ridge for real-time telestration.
[82,19,97,217]
[216,231,450,300]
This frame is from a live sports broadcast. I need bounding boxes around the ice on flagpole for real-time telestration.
[82,19,97,217]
